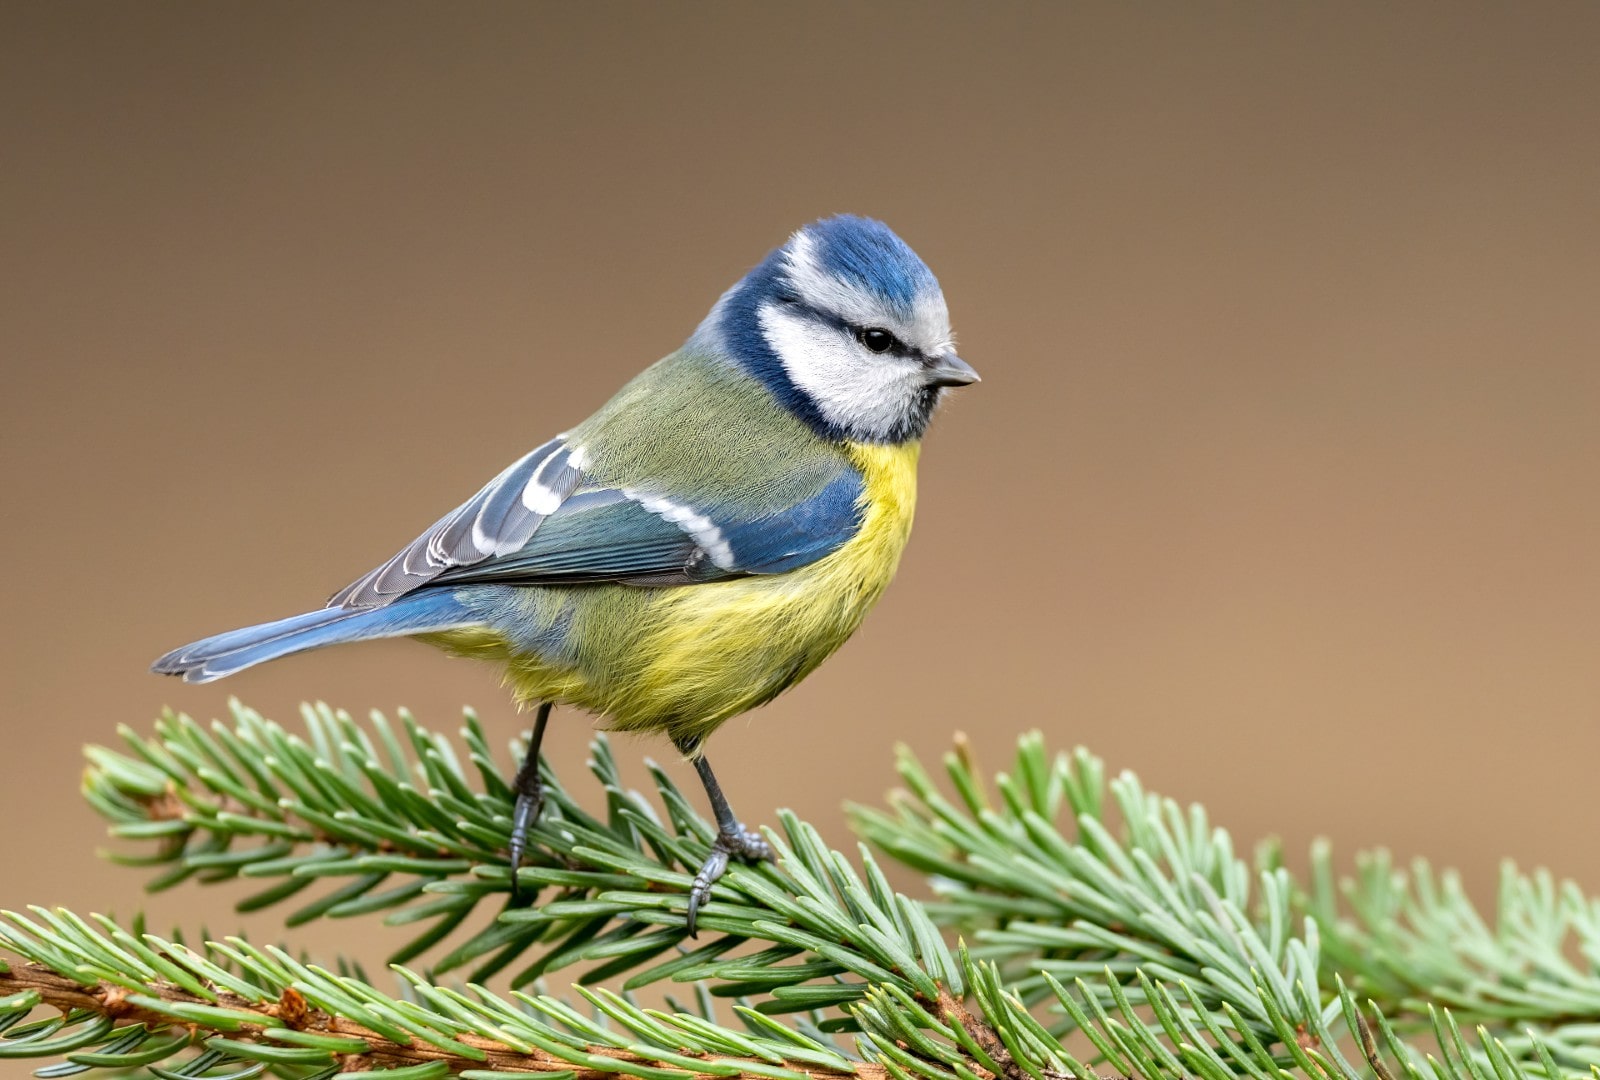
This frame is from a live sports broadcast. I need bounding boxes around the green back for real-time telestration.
[570,348,847,515]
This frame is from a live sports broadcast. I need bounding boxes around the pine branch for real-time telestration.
[0,914,865,1080]
[1301,843,1600,1025]
[1,702,1593,1079]
[850,734,1318,1022]
[0,951,866,1080]
[80,701,968,999]
[0,906,1553,1080]
[83,701,541,971]
[849,732,1600,1071]
[0,902,1086,1080]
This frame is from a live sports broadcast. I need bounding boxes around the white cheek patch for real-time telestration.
[758,301,924,440]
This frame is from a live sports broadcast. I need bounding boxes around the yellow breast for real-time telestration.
[590,440,920,744]
[429,441,922,746]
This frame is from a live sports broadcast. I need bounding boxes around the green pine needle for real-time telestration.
[0,703,1593,1078]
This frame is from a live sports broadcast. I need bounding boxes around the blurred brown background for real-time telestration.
[2,0,1597,1008]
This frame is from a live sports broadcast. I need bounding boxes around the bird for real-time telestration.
[152,215,979,934]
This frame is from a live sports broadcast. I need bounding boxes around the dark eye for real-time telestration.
[856,327,897,354]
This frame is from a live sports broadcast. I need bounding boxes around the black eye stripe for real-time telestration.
[777,299,921,359]
[853,325,921,359]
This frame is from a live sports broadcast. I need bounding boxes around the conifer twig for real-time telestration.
[1,703,1595,1080]
[0,959,872,1080]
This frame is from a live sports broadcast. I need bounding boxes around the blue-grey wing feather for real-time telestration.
[333,439,866,603]
[431,464,866,588]
[433,497,703,585]
[329,437,583,608]
[710,469,865,575]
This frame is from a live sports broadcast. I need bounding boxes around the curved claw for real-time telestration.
[685,845,730,935]
[685,824,771,937]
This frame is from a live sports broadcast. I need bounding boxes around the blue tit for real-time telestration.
[153,215,979,931]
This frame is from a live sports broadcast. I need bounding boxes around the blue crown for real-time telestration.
[799,215,940,313]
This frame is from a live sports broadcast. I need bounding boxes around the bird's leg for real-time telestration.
[677,739,773,937]
[508,702,553,901]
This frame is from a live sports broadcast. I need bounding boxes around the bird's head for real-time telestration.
[700,215,979,444]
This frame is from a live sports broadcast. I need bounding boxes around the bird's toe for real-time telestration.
[685,821,770,936]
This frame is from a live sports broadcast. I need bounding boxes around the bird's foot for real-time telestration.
[686,822,772,937]
[508,778,544,902]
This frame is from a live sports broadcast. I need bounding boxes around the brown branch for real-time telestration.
[937,989,1076,1080]
[0,962,884,1079]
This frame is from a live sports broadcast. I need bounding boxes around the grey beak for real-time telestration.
[926,353,981,388]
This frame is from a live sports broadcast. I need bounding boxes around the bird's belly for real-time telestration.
[427,441,919,746]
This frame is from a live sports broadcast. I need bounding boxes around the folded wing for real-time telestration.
[436,468,866,587]
[329,438,584,608]
[330,439,865,607]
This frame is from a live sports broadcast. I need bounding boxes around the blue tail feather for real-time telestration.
[151,591,472,684]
